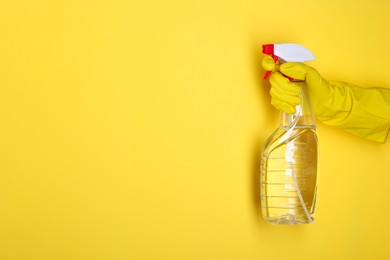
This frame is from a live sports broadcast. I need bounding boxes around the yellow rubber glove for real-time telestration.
[262,56,390,143]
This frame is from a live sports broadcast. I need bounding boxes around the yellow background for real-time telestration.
[1,0,390,259]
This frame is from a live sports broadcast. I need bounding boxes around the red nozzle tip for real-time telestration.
[262,44,274,55]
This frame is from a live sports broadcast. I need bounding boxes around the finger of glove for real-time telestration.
[271,98,296,114]
[269,72,301,96]
[262,55,276,71]
[270,86,302,106]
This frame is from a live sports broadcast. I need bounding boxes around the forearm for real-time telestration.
[318,82,390,143]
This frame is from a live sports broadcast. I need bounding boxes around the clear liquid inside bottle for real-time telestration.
[260,81,319,225]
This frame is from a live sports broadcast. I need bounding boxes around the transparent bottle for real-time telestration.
[260,81,318,224]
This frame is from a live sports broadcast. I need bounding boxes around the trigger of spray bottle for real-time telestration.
[262,44,278,80]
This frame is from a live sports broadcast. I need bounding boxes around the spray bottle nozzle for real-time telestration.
[261,43,315,80]
[262,44,274,55]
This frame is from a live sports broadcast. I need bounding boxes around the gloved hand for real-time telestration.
[262,56,390,143]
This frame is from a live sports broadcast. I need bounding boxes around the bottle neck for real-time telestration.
[280,81,316,129]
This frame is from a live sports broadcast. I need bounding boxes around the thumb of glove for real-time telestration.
[280,62,320,85]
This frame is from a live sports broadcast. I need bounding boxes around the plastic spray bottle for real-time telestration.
[260,43,318,225]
